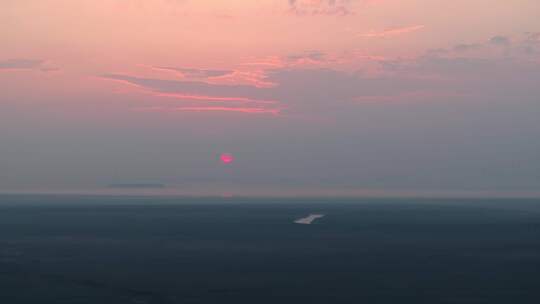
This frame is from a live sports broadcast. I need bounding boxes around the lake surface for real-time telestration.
[1,195,539,303]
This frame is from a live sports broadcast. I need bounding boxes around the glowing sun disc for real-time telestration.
[220,153,234,164]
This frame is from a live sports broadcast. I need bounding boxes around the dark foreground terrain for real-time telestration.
[1,195,539,303]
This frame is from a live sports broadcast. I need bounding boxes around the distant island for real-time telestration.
[294,214,325,225]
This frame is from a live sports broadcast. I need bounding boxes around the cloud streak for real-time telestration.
[138,106,281,115]
[153,67,233,78]
[361,25,425,38]
[154,92,278,104]
[288,0,353,16]
[101,73,282,114]
[0,58,59,72]
[0,59,44,70]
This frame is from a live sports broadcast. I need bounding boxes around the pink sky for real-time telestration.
[1,0,540,195]
[2,0,539,114]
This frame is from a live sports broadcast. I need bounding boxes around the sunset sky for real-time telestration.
[1,0,540,196]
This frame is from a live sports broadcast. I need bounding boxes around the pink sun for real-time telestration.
[219,153,235,165]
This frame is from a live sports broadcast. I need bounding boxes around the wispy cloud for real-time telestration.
[151,65,276,88]
[101,73,282,114]
[0,59,43,70]
[137,106,281,115]
[453,43,483,52]
[101,33,540,116]
[360,25,425,38]
[243,51,330,69]
[153,67,233,78]
[0,58,59,72]
[241,56,285,68]
[154,92,278,104]
[490,35,511,46]
[101,73,270,99]
[286,51,327,65]
[288,0,353,16]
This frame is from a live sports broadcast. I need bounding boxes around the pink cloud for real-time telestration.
[208,70,277,88]
[150,65,276,89]
[154,92,278,104]
[137,106,282,115]
[152,67,233,78]
[100,73,279,106]
[0,59,59,72]
[241,56,286,68]
[288,0,354,16]
[361,25,425,38]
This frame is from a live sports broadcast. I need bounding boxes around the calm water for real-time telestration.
[1,195,539,303]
